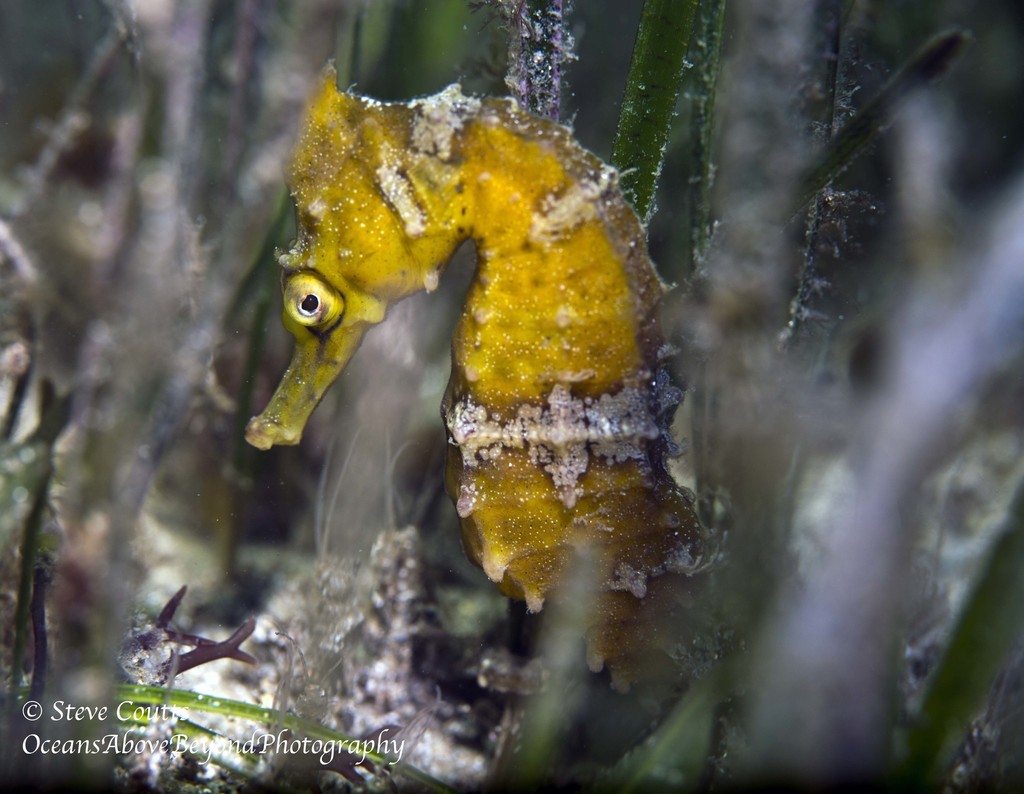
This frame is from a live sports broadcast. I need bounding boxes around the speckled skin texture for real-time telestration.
[247,68,704,688]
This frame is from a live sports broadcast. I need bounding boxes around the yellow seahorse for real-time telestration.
[246,67,705,689]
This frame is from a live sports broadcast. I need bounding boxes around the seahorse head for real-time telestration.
[246,67,469,449]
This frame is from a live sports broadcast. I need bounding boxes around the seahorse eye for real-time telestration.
[299,294,320,316]
[283,272,344,328]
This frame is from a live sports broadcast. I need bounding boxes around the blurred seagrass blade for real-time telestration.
[608,662,730,792]
[746,167,1024,784]
[489,557,594,789]
[687,0,727,267]
[683,0,726,527]
[226,191,291,483]
[898,478,1024,783]
[612,0,700,223]
[777,0,846,350]
[793,28,970,214]
[7,389,70,705]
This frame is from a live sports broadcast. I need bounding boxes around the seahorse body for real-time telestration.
[246,67,704,688]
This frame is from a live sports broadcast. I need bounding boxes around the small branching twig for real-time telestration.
[122,586,256,685]
[155,587,257,678]
[164,618,257,680]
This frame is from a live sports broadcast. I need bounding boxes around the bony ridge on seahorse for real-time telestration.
[246,65,706,690]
